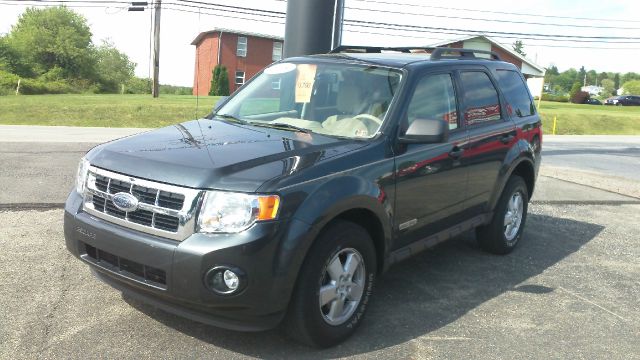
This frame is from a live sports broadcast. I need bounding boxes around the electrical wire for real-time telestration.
[343,5,640,30]
[340,0,640,24]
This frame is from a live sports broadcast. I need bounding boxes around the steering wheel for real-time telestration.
[353,113,383,126]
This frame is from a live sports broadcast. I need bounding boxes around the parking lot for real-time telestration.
[1,128,639,359]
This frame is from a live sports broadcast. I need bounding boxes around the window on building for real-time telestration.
[495,70,535,117]
[272,42,283,61]
[237,36,247,57]
[235,71,245,85]
[460,71,501,126]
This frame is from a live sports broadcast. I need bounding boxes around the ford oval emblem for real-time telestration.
[112,192,139,212]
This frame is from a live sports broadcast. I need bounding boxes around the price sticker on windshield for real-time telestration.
[295,64,317,103]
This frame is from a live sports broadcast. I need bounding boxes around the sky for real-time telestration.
[1,0,639,86]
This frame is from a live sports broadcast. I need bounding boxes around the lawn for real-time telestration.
[538,101,640,135]
[0,94,217,128]
[0,95,639,134]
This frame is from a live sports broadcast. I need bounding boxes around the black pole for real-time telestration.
[284,0,339,58]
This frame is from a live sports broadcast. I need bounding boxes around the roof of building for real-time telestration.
[428,35,545,74]
[191,28,283,45]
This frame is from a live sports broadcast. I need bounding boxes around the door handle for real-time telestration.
[500,134,515,144]
[448,147,464,159]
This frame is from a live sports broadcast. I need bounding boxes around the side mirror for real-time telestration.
[213,96,229,112]
[399,119,449,144]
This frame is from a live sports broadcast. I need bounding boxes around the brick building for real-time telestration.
[191,28,284,96]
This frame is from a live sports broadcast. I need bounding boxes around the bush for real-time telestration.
[571,91,589,104]
[541,93,569,102]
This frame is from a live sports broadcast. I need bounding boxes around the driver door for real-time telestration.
[393,72,469,248]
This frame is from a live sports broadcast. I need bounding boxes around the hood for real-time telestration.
[88,119,366,192]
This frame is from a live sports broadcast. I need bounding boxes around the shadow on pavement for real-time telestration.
[124,213,604,358]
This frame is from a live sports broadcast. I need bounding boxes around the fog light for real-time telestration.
[204,266,246,295]
[223,270,239,290]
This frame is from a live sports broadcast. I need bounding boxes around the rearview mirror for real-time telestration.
[399,119,449,144]
[213,96,229,112]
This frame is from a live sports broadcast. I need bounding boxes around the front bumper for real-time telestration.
[63,191,295,331]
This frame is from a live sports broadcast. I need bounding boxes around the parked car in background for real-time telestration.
[604,95,640,106]
[583,98,602,105]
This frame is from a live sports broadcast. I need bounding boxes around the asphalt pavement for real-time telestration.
[1,204,638,359]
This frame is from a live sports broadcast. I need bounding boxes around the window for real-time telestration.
[460,71,501,126]
[237,36,247,57]
[235,71,245,85]
[495,70,535,117]
[272,42,283,61]
[405,73,458,130]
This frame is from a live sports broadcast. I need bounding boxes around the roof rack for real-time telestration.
[329,46,436,53]
[329,46,502,61]
[429,47,502,61]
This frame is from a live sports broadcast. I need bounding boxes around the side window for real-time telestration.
[495,70,535,117]
[406,73,458,131]
[460,71,501,126]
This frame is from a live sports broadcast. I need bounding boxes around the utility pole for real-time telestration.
[152,0,162,98]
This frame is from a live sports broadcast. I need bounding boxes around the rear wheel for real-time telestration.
[285,220,376,348]
[477,175,529,254]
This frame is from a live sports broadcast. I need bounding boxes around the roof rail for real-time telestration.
[429,47,502,61]
[329,45,502,61]
[329,46,436,54]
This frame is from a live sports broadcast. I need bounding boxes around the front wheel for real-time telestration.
[285,220,376,347]
[476,175,529,254]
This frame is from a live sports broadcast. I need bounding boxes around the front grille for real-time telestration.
[90,174,183,232]
[83,243,167,288]
[82,166,201,241]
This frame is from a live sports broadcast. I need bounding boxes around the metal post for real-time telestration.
[152,0,161,98]
[284,0,340,58]
[332,0,344,50]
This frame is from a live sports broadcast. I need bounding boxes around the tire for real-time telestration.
[285,220,377,348]
[476,175,529,255]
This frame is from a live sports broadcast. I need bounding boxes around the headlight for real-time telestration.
[75,157,90,194]
[197,191,280,233]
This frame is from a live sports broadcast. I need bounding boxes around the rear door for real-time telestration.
[393,71,469,248]
[456,68,516,216]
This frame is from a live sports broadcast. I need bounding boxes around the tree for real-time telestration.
[208,65,221,96]
[569,81,582,102]
[614,73,620,90]
[5,6,95,79]
[209,65,229,96]
[95,39,135,93]
[512,40,526,57]
[600,79,615,97]
[577,66,586,85]
[621,80,640,95]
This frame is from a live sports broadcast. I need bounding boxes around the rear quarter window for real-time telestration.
[495,70,535,118]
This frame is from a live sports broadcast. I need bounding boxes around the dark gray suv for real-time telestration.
[64,47,542,347]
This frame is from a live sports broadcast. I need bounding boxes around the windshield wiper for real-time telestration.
[248,122,311,134]
[214,113,247,124]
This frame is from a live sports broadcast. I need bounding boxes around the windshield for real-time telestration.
[215,61,402,139]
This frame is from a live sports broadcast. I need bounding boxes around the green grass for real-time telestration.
[0,94,217,128]
[0,95,639,134]
[538,101,640,135]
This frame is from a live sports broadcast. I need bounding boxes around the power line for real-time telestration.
[344,5,640,30]
[344,19,640,41]
[343,29,640,50]
[162,6,285,25]
[342,0,640,24]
